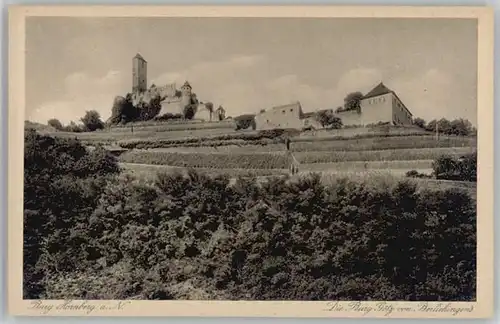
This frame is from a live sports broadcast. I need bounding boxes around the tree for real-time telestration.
[234,114,256,130]
[437,118,452,135]
[80,110,105,132]
[63,121,84,133]
[47,118,63,131]
[183,105,196,120]
[315,110,343,129]
[413,117,426,129]
[450,118,473,136]
[217,106,226,121]
[425,119,437,132]
[343,92,364,111]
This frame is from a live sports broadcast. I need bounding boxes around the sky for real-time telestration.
[25,17,478,125]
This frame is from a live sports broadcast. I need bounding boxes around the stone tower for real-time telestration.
[132,53,147,93]
[180,81,193,107]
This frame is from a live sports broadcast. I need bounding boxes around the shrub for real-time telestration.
[405,170,432,179]
[432,152,477,182]
[24,130,477,301]
[81,110,105,132]
[62,121,84,133]
[315,110,343,129]
[25,154,477,301]
[413,117,426,129]
[425,118,474,136]
[154,113,183,121]
[234,114,256,130]
[23,130,121,298]
[47,118,63,130]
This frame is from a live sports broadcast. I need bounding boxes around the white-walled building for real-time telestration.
[336,82,413,126]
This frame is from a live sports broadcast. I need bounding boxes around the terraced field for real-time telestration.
[118,146,474,170]
[37,121,476,196]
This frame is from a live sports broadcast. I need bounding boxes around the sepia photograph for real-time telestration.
[8,5,494,318]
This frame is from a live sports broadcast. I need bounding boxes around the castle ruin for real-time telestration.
[131,53,225,121]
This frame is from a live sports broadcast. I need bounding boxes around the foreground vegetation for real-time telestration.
[24,131,476,301]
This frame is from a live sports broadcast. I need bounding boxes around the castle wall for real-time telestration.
[157,83,177,98]
[302,116,323,129]
[255,103,303,130]
[195,104,213,121]
[334,109,362,126]
[159,98,183,116]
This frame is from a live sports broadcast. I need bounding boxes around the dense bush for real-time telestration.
[405,170,432,179]
[154,113,184,121]
[24,130,121,298]
[81,110,105,132]
[234,114,256,130]
[432,152,477,182]
[315,110,343,129]
[25,132,476,301]
[47,118,63,131]
[35,169,476,301]
[257,128,302,139]
[414,117,476,136]
[109,88,164,125]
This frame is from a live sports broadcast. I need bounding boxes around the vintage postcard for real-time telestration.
[8,5,494,318]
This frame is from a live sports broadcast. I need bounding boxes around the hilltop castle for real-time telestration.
[254,82,413,130]
[131,53,226,121]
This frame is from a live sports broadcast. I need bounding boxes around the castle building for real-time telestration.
[157,81,197,116]
[254,82,413,130]
[132,53,147,93]
[335,82,413,126]
[254,101,305,130]
[129,53,226,121]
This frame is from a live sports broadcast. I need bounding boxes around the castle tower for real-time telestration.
[132,53,147,93]
[180,81,193,108]
[181,81,192,96]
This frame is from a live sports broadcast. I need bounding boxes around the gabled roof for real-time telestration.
[182,81,192,89]
[362,82,392,99]
[134,53,147,62]
[362,82,414,117]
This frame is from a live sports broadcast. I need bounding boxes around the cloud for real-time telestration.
[28,70,127,124]
[388,68,475,124]
[29,58,474,126]
[335,68,384,95]
[150,57,384,116]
